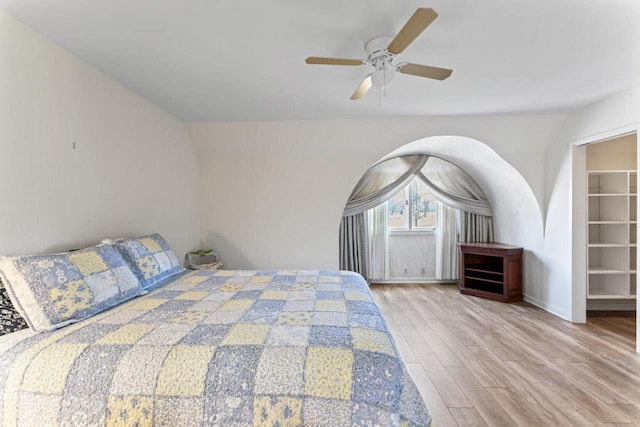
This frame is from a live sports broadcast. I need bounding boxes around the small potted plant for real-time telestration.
[187,249,220,270]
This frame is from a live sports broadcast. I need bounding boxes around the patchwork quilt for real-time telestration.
[0,270,431,426]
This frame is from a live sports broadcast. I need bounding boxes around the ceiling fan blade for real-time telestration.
[387,8,438,54]
[350,75,372,100]
[305,57,364,66]
[399,63,452,80]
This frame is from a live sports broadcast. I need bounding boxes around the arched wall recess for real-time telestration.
[363,135,545,301]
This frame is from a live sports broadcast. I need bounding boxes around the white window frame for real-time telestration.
[388,178,437,235]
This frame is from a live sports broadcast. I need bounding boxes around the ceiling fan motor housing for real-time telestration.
[366,36,395,88]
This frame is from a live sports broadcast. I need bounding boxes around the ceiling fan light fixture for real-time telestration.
[371,64,394,88]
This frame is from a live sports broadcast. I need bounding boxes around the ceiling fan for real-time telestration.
[305,8,452,100]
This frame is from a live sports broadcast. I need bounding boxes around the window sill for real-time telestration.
[389,229,436,236]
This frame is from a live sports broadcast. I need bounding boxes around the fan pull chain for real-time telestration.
[383,67,387,98]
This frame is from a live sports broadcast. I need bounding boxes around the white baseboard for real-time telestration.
[523,294,571,321]
[369,278,457,284]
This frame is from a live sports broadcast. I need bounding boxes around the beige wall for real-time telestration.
[0,12,200,259]
[586,133,637,171]
[188,115,565,272]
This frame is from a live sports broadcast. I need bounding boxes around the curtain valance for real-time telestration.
[343,155,492,217]
[343,155,428,217]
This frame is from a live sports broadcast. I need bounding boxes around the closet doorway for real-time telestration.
[573,130,638,352]
[585,134,637,313]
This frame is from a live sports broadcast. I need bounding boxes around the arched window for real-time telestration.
[388,178,438,230]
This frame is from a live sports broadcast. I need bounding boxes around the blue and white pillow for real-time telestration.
[0,245,143,332]
[108,233,184,290]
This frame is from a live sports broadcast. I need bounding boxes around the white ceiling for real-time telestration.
[1,0,639,122]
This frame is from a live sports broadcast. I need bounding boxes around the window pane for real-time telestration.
[388,190,407,228]
[411,180,437,228]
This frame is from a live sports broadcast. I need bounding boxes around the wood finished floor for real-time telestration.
[370,283,640,427]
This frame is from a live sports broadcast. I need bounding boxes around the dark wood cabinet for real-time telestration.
[458,243,523,303]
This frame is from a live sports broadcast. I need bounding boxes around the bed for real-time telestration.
[0,236,431,426]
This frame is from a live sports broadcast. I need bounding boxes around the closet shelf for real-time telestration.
[588,221,627,224]
[588,267,627,274]
[587,292,635,300]
[586,169,636,309]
